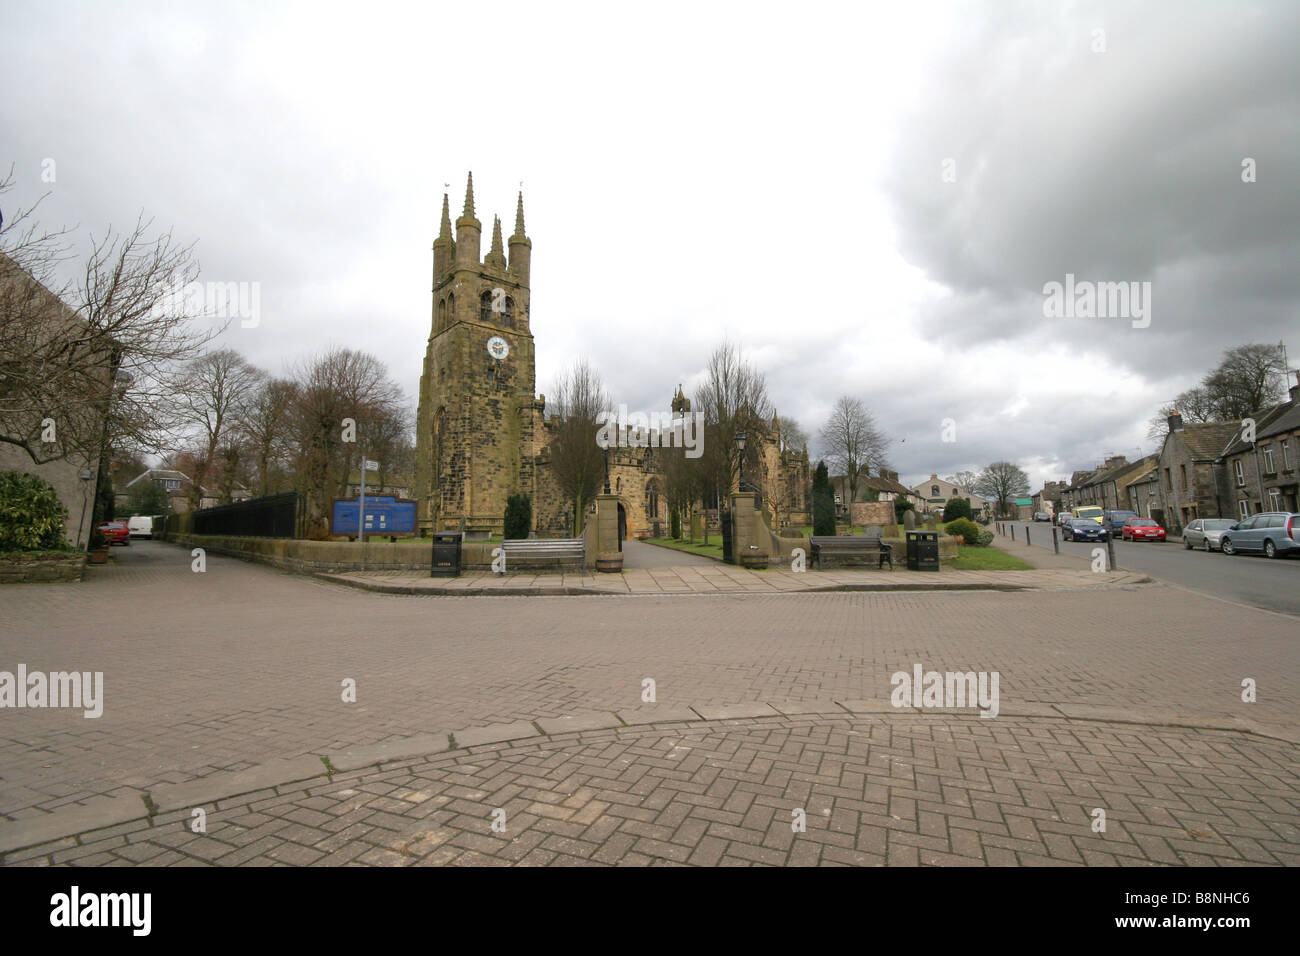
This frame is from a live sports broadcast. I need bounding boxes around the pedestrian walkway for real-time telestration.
[620,538,717,569]
[5,704,1294,867]
[322,565,1150,596]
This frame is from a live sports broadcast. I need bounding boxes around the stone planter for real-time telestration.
[87,549,110,565]
[595,552,624,573]
[739,551,769,569]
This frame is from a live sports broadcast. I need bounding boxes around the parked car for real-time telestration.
[1102,510,1139,534]
[1056,512,1072,527]
[1061,517,1108,542]
[1121,518,1166,542]
[97,520,130,546]
[1033,512,1051,522]
[1219,512,1300,559]
[1183,518,1235,552]
[1072,506,1105,524]
[127,515,154,539]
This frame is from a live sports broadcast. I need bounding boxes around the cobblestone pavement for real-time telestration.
[1,540,1296,864]
[6,712,1296,866]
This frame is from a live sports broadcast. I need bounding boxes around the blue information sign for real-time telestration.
[331,497,417,535]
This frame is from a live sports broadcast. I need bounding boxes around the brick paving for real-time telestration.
[1,539,1296,865]
[6,712,1296,866]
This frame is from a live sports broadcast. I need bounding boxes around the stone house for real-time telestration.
[0,252,112,549]
[117,468,225,514]
[1073,455,1158,513]
[906,473,989,516]
[1124,465,1161,518]
[1216,373,1300,519]
[1151,414,1243,534]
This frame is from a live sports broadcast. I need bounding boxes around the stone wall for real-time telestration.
[164,534,501,574]
[0,552,86,584]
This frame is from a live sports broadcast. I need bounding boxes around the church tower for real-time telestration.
[414,173,536,533]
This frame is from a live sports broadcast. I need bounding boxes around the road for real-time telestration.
[999,520,1300,617]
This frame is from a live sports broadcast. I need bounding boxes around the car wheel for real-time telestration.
[1221,537,1234,555]
[1264,539,1277,559]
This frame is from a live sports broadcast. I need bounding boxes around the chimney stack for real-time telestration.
[1167,412,1184,433]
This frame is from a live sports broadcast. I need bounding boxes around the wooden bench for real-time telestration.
[809,535,893,570]
[500,538,585,572]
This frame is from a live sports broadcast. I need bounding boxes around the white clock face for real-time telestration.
[487,336,509,360]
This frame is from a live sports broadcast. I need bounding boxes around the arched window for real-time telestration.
[647,482,660,519]
[480,291,493,323]
[437,298,446,332]
[502,297,514,328]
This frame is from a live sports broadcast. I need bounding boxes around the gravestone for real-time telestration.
[903,509,917,531]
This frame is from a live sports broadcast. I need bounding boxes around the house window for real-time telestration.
[1283,440,1293,471]
[1164,468,1172,491]
[1262,445,1274,473]
[1269,488,1281,511]
[1238,499,1250,520]
[1179,464,1187,491]
[931,485,939,496]
[1234,460,1245,486]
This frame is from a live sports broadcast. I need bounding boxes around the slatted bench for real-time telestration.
[809,535,893,570]
[500,538,586,572]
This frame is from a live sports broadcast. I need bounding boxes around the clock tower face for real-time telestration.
[487,336,509,360]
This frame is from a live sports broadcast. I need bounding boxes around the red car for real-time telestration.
[97,520,130,546]
[1122,518,1166,542]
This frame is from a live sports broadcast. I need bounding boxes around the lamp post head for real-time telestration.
[735,430,746,452]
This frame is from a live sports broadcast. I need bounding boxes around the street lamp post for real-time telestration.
[734,430,746,493]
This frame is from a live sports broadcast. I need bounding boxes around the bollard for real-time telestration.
[1026,527,1031,547]
[1011,525,1015,541]
[1106,534,1118,571]
[1052,527,1059,554]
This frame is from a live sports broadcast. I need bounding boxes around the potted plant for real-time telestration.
[87,528,110,564]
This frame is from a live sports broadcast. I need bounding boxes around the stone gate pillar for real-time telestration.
[595,494,621,556]
[728,491,766,566]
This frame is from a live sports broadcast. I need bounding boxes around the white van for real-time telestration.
[127,515,155,539]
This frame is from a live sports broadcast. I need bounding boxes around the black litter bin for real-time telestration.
[431,532,463,577]
[906,530,939,571]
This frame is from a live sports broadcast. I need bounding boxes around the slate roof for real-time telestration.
[1173,421,1243,462]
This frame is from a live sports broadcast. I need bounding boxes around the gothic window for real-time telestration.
[437,298,446,332]
[480,291,493,323]
[502,297,514,328]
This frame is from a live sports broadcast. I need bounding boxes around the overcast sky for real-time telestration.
[2,0,1296,490]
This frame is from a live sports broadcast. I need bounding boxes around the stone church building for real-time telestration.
[413,174,809,538]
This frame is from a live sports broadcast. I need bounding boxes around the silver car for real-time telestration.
[1182,518,1235,552]
[1220,512,1300,558]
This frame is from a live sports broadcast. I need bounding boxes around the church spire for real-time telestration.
[508,186,532,284]
[511,190,527,241]
[485,215,506,268]
[455,171,481,266]
[462,171,476,218]
[437,192,452,241]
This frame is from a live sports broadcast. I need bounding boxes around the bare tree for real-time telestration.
[778,416,809,455]
[237,377,299,496]
[287,347,405,529]
[973,461,1031,517]
[944,470,981,493]
[819,396,890,506]
[174,349,264,508]
[694,340,773,508]
[547,358,610,535]
[1146,386,1216,445]
[1,172,219,466]
[1202,342,1289,420]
